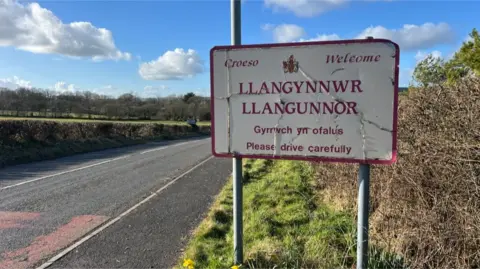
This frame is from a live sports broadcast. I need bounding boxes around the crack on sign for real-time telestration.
[226,95,231,154]
[335,123,341,142]
[363,119,392,132]
[359,112,368,159]
[272,71,290,156]
[298,65,393,159]
[273,96,286,156]
[215,95,237,101]
[226,50,233,154]
[287,134,303,148]
[276,98,301,147]
[298,66,346,142]
[331,67,344,75]
[298,67,347,103]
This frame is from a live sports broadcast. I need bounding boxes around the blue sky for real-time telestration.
[0,0,477,97]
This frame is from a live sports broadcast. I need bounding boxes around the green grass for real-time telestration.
[175,159,406,269]
[0,116,211,126]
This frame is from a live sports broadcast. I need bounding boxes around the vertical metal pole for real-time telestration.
[233,158,243,264]
[357,36,373,269]
[357,163,370,269]
[231,0,243,265]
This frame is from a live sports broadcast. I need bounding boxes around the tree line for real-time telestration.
[2,28,478,122]
[0,88,211,121]
[413,28,479,87]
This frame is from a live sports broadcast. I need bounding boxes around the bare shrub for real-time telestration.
[314,77,480,269]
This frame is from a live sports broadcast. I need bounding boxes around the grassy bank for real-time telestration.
[175,79,479,269]
[0,120,210,168]
[176,159,405,269]
[176,78,479,269]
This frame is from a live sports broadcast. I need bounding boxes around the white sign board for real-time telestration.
[210,39,399,164]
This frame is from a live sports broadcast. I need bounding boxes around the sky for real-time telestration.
[0,0,478,98]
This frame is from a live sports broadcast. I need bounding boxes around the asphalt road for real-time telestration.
[0,137,232,269]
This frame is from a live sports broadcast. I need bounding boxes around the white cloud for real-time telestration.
[299,34,341,42]
[263,22,454,51]
[90,85,121,96]
[138,48,205,80]
[54,81,79,92]
[414,50,442,63]
[356,23,454,50]
[138,85,170,98]
[144,85,168,92]
[261,23,275,31]
[0,0,131,61]
[263,23,339,43]
[271,24,306,43]
[264,0,348,17]
[0,76,32,89]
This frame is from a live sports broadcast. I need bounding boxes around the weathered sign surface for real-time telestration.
[210,39,399,164]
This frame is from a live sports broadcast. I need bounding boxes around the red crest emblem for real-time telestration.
[283,55,299,73]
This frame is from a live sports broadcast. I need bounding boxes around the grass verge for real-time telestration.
[176,159,406,269]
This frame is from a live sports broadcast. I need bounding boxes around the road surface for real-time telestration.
[0,137,232,269]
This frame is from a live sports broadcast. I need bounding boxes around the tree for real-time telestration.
[118,93,137,118]
[412,28,480,86]
[413,55,447,87]
[0,86,211,122]
[82,91,95,118]
[182,92,196,103]
[445,28,480,83]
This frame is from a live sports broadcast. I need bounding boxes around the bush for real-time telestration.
[314,77,480,269]
[0,121,211,167]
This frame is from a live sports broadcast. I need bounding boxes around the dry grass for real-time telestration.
[315,77,480,268]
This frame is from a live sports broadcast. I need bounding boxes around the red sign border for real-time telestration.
[209,38,400,165]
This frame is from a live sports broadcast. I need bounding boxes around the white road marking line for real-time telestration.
[35,155,215,269]
[139,142,186,154]
[140,139,205,155]
[0,155,130,191]
[140,146,168,155]
[0,138,209,191]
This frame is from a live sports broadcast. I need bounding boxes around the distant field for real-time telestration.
[0,116,211,126]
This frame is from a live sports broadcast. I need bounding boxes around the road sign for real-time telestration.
[210,39,399,164]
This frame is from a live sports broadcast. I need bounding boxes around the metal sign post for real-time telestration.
[211,28,398,267]
[356,36,374,269]
[231,0,243,265]
[357,163,370,269]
